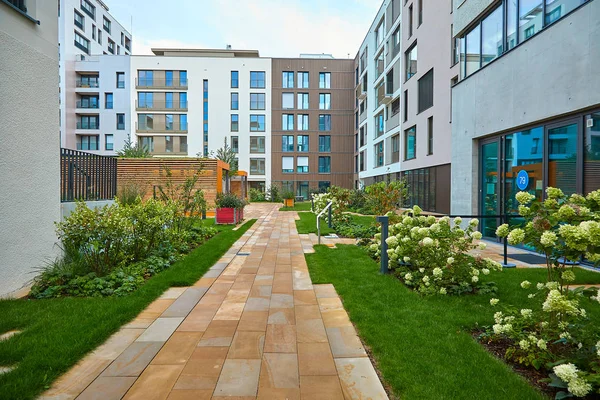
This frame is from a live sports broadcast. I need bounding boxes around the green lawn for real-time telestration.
[305,244,600,400]
[279,201,312,212]
[295,212,376,236]
[0,219,256,400]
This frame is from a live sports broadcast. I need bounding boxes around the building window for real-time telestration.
[77,115,99,129]
[282,93,294,109]
[117,113,125,130]
[78,135,99,150]
[418,0,423,25]
[282,135,294,152]
[391,134,400,162]
[164,92,173,109]
[103,16,111,33]
[297,115,309,131]
[164,70,173,87]
[319,72,331,89]
[319,93,331,110]
[427,117,433,155]
[297,93,309,110]
[250,71,266,88]
[74,31,90,54]
[418,68,434,113]
[250,115,265,132]
[391,97,400,116]
[137,70,152,87]
[374,141,384,167]
[375,112,384,138]
[283,71,294,88]
[405,43,417,81]
[250,158,265,175]
[179,92,187,109]
[164,114,174,131]
[297,181,309,199]
[230,71,239,88]
[250,93,265,110]
[298,72,309,88]
[179,136,187,153]
[231,93,239,110]
[359,151,365,171]
[125,36,131,51]
[319,181,331,192]
[250,136,265,153]
[319,156,331,173]
[451,24,460,66]
[105,93,113,109]
[545,3,563,25]
[74,11,85,30]
[297,135,309,152]
[319,114,331,131]
[297,156,309,173]
[92,24,96,40]
[81,0,95,19]
[165,136,173,152]
[282,156,294,173]
[319,135,331,152]
[180,71,188,86]
[481,6,503,67]
[375,19,384,48]
[282,114,294,131]
[116,72,125,88]
[405,126,416,160]
[231,136,239,153]
[139,137,154,152]
[108,39,115,54]
[180,114,188,131]
[105,134,114,151]
[231,114,239,132]
[403,90,408,122]
[97,29,102,45]
[408,4,413,37]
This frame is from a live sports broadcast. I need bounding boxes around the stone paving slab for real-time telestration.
[41,204,388,400]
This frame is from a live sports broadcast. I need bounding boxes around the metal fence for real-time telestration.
[60,148,117,202]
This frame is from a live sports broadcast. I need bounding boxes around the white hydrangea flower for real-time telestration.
[493,311,503,323]
[540,231,558,247]
[578,342,583,349]
[479,242,487,250]
[520,309,533,318]
[469,218,479,227]
[540,321,548,328]
[536,282,545,290]
[385,236,399,247]
[422,237,434,246]
[490,298,499,306]
[568,378,592,398]
[560,332,572,340]
[471,268,480,276]
[546,281,559,290]
[472,275,479,283]
[482,268,490,275]
[471,231,483,240]
[521,280,531,289]
[422,275,430,283]
[432,268,443,278]
[537,339,547,350]
[519,340,530,350]
[492,324,503,334]
[447,257,455,264]
[528,293,536,299]
[403,256,411,263]
[439,287,447,295]
[454,217,462,226]
[419,268,425,273]
[590,289,600,303]
[404,273,413,281]
[553,363,579,383]
[579,309,586,318]
[430,223,440,233]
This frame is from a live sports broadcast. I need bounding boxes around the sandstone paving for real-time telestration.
[40,203,388,399]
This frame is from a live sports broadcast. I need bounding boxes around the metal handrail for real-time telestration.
[317,201,333,245]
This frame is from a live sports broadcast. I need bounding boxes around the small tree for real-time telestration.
[117,135,151,158]
[364,179,409,216]
[201,138,238,176]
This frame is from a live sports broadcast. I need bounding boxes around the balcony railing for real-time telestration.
[135,122,188,133]
[135,101,188,111]
[76,101,99,109]
[76,80,99,88]
[135,79,188,89]
[76,142,99,151]
[391,151,400,163]
[377,82,393,106]
[356,82,366,100]
[376,58,384,77]
[77,121,100,129]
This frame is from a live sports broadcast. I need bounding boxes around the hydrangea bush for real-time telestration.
[366,205,502,296]
[486,187,600,398]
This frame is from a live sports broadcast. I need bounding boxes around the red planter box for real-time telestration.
[216,207,244,224]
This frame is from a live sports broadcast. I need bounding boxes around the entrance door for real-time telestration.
[480,140,499,238]
[546,120,581,196]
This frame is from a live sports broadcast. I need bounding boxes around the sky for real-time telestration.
[107,0,382,59]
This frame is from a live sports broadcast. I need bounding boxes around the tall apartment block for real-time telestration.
[355,0,457,214]
[59,0,132,154]
[450,0,600,237]
[271,57,355,198]
[130,49,272,190]
[1,0,60,297]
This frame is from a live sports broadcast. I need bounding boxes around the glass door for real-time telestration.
[480,140,500,238]
[546,120,581,196]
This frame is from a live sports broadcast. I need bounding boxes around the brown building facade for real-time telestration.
[271,58,355,199]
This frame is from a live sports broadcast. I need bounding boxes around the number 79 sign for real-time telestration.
[516,170,529,191]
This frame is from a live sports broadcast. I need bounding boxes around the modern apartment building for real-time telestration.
[130,49,272,190]
[450,0,600,236]
[355,0,403,190]
[59,0,132,153]
[354,0,457,214]
[271,57,355,198]
[1,0,60,297]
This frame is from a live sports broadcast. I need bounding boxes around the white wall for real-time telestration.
[451,1,600,215]
[0,0,61,297]
[130,55,273,187]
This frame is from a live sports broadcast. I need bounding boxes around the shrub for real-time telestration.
[117,180,146,206]
[215,193,246,209]
[282,190,295,200]
[117,135,151,158]
[364,179,409,216]
[249,188,266,202]
[347,189,372,214]
[486,187,600,398]
[366,205,502,296]
[266,185,281,202]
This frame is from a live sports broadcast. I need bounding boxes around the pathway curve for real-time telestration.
[41,203,388,400]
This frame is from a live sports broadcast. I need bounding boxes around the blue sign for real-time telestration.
[516,170,529,191]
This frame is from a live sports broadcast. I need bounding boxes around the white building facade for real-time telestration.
[59,0,131,153]
[130,49,273,189]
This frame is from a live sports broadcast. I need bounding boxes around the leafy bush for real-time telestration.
[282,190,295,200]
[333,220,378,239]
[347,189,372,214]
[364,180,409,216]
[266,185,281,202]
[249,188,266,202]
[117,180,146,206]
[366,205,502,296]
[117,135,151,158]
[485,187,600,398]
[215,193,246,209]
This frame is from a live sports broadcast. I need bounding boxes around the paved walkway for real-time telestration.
[41,203,388,400]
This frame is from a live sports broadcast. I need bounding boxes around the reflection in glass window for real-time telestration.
[283,72,294,88]
[282,135,294,152]
[405,44,417,81]
[405,126,416,160]
[282,114,294,131]
[481,6,503,67]
[506,0,517,50]
[519,0,543,40]
[548,123,578,196]
[250,115,265,132]
[465,25,481,76]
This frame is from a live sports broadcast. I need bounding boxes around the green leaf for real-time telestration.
[555,391,573,399]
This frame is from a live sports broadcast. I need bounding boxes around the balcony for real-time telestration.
[135,79,188,90]
[76,121,100,130]
[135,122,188,134]
[76,79,99,88]
[356,82,367,100]
[135,101,188,112]
[76,100,99,109]
[377,81,393,105]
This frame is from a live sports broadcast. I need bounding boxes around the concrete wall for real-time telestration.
[61,200,115,220]
[450,0,600,215]
[453,0,495,36]
[0,0,61,297]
